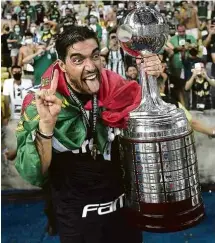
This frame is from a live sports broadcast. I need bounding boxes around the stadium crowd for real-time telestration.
[1,1,215,123]
[1,0,215,237]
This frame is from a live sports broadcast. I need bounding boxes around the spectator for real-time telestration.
[3,65,32,123]
[179,1,200,39]
[185,62,215,110]
[158,77,215,136]
[196,1,209,20]
[126,65,139,82]
[48,1,60,23]
[25,1,37,24]
[89,14,102,42]
[168,24,197,105]
[22,40,57,86]
[182,44,205,81]
[202,18,215,76]
[211,42,215,108]
[29,22,40,43]
[7,24,23,66]
[100,54,107,68]
[35,1,45,25]
[105,4,117,31]
[18,32,37,82]
[211,42,215,78]
[169,24,197,78]
[101,28,125,78]
[171,10,181,28]
[1,10,17,32]
[1,24,12,69]
[40,18,57,45]
[17,1,30,34]
[60,1,74,17]
[2,1,13,19]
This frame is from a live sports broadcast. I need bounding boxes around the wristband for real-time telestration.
[36,129,54,139]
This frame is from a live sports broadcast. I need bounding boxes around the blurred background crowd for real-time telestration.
[1,1,215,156]
[1,0,215,124]
[1,3,215,240]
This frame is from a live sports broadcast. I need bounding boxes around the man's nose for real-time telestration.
[85,58,96,71]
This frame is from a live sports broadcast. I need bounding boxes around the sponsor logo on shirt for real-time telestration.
[82,193,125,218]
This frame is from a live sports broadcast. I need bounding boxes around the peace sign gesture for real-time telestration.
[36,69,62,133]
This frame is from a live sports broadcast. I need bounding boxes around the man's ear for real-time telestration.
[58,59,66,72]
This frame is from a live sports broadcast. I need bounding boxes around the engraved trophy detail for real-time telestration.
[117,3,205,232]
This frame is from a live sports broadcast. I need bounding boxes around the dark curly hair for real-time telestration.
[56,25,99,61]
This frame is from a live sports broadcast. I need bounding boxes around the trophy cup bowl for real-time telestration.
[117,4,205,232]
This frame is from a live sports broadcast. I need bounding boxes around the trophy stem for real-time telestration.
[131,63,174,116]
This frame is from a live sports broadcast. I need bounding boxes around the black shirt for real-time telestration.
[35,3,45,24]
[1,33,10,54]
[211,43,215,78]
[202,33,215,63]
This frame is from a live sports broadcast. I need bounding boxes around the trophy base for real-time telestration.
[125,200,205,232]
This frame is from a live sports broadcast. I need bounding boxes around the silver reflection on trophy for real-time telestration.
[117,3,204,232]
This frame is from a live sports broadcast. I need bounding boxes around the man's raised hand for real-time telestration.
[36,69,62,131]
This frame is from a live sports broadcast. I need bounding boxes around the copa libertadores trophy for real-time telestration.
[117,3,205,232]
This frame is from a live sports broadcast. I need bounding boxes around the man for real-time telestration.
[22,40,57,86]
[35,1,45,25]
[3,65,32,123]
[40,18,57,45]
[179,1,199,39]
[48,1,61,23]
[101,29,126,78]
[25,1,37,24]
[202,18,215,76]
[89,14,103,42]
[1,24,12,69]
[29,22,40,44]
[211,42,215,108]
[7,24,23,66]
[168,24,196,105]
[15,26,161,243]
[169,24,197,79]
[185,62,215,110]
[18,32,37,82]
[100,54,107,68]
[17,2,30,34]
[126,65,139,82]
[158,77,215,137]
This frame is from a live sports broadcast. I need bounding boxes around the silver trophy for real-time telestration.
[117,3,205,232]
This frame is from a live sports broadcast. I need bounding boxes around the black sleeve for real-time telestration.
[211,43,215,53]
[202,34,208,42]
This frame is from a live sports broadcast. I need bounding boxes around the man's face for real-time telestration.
[12,68,22,76]
[25,35,33,44]
[177,26,186,37]
[126,66,138,80]
[65,8,71,16]
[195,62,205,77]
[60,38,102,95]
[30,23,37,33]
[43,24,50,32]
[100,56,107,68]
[37,44,46,53]
[174,11,179,17]
[109,33,118,46]
[182,2,188,9]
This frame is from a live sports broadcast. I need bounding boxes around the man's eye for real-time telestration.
[92,54,100,60]
[71,57,84,65]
